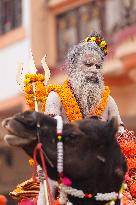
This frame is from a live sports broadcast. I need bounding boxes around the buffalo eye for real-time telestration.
[64,132,79,143]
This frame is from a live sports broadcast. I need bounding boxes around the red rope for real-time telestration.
[33,143,54,205]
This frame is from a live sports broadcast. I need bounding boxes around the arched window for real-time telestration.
[0,0,22,35]
[104,0,122,35]
[104,0,136,35]
[56,2,103,62]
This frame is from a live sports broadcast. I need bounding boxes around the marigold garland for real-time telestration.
[24,73,45,111]
[127,158,136,170]
[119,141,136,157]
[118,131,136,201]
[24,75,110,120]
[130,181,136,198]
[24,73,45,84]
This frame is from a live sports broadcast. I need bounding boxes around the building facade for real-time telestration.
[0,1,32,203]
[0,0,31,100]
[31,0,136,128]
[0,0,136,203]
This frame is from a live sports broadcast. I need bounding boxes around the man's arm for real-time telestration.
[44,91,61,116]
[107,96,125,134]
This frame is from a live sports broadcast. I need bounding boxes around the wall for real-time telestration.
[31,0,56,66]
[0,0,31,101]
[111,84,136,117]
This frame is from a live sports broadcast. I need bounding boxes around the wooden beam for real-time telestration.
[48,0,90,14]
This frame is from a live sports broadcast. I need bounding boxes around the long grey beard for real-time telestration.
[69,73,104,117]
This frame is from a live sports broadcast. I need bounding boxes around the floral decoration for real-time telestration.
[85,36,108,56]
[118,130,136,203]
[24,75,110,121]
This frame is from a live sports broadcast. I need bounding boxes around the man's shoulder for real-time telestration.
[108,95,115,101]
[47,91,61,101]
[107,95,117,106]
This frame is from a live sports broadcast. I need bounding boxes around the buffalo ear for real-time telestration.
[16,111,37,127]
[106,117,118,138]
[89,116,99,119]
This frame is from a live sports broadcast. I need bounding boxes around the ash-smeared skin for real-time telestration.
[66,33,105,117]
[2,111,127,205]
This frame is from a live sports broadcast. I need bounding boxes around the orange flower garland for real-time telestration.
[24,73,45,110]
[61,81,110,120]
[119,141,136,157]
[118,131,136,201]
[127,157,136,170]
[46,81,83,121]
[24,75,110,121]
[130,182,136,198]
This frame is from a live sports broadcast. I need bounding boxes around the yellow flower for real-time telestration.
[90,37,96,42]
[85,36,96,42]
[24,78,31,85]
[104,48,108,55]
[85,37,90,42]
[37,74,45,81]
[99,40,107,48]
[25,73,30,78]
[24,84,33,94]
